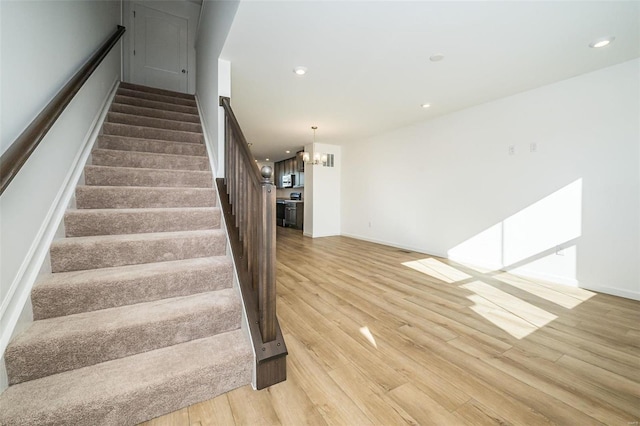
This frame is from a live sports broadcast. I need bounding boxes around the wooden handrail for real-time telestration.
[218,96,287,389]
[0,25,126,195]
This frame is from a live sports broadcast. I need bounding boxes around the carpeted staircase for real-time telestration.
[0,82,252,425]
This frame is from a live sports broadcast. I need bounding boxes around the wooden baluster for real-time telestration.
[246,181,253,286]
[258,166,276,342]
[252,189,259,293]
[234,143,240,226]
[224,115,230,189]
[238,159,245,237]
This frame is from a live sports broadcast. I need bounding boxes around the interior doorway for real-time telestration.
[131,3,188,93]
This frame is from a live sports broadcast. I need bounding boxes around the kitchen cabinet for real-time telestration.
[274,154,304,188]
[284,201,303,230]
[296,151,305,172]
[274,161,282,188]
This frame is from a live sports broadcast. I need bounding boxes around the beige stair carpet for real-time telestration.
[0,81,252,426]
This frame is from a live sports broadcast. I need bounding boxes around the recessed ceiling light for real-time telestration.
[589,36,615,48]
[429,53,445,62]
[421,103,431,108]
[285,150,290,154]
[293,66,308,75]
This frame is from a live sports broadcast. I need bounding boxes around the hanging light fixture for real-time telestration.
[303,126,334,167]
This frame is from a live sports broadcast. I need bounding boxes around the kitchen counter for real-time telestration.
[276,199,303,203]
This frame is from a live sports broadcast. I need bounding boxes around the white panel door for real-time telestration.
[132,4,188,93]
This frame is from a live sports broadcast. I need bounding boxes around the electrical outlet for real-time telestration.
[530,142,537,153]
[508,145,515,155]
[368,221,372,228]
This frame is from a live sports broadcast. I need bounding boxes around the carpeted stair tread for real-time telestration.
[64,207,220,237]
[103,122,203,144]
[50,229,226,272]
[84,165,213,188]
[32,257,233,320]
[110,102,200,123]
[97,134,207,157]
[0,329,252,426]
[119,81,195,100]
[106,111,202,134]
[6,289,242,384]
[75,186,216,209]
[117,88,196,108]
[113,94,198,115]
[91,148,210,171]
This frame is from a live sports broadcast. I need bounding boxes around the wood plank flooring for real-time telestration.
[141,227,640,425]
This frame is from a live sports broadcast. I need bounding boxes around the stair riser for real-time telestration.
[92,149,210,171]
[97,135,207,157]
[50,232,226,272]
[32,259,233,320]
[107,112,202,133]
[6,293,242,384]
[76,186,216,209]
[64,209,220,237]
[117,88,196,108]
[110,103,200,123]
[0,331,252,426]
[114,94,198,115]
[84,166,213,188]
[103,122,203,144]
[119,81,195,100]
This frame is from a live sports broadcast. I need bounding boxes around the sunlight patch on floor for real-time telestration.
[467,295,539,339]
[402,258,471,283]
[359,326,378,349]
[463,280,558,339]
[494,273,591,309]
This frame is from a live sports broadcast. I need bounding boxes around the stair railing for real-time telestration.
[0,25,126,195]
[217,96,287,389]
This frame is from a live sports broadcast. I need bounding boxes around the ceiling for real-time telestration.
[220,1,640,162]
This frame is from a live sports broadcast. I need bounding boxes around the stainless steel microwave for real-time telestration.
[282,174,295,188]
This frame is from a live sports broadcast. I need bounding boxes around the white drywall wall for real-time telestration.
[194,0,239,177]
[0,0,122,388]
[341,59,639,299]
[0,1,121,154]
[305,143,341,238]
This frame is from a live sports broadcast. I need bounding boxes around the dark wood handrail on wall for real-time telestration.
[218,96,287,389]
[0,25,126,195]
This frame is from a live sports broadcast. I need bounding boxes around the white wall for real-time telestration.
[341,59,640,300]
[0,0,122,389]
[195,0,239,176]
[0,1,121,153]
[122,1,200,95]
[305,143,341,238]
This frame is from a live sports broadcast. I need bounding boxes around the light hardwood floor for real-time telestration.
[141,227,640,425]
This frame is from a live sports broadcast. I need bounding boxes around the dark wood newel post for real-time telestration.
[259,165,277,342]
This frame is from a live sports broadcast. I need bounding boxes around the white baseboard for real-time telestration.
[578,284,640,301]
[342,234,639,301]
[0,78,120,358]
[340,232,447,258]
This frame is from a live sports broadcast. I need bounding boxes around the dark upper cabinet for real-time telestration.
[286,158,295,176]
[274,153,305,188]
[274,161,283,188]
[296,151,305,172]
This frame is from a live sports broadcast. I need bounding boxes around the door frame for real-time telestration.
[122,0,200,94]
